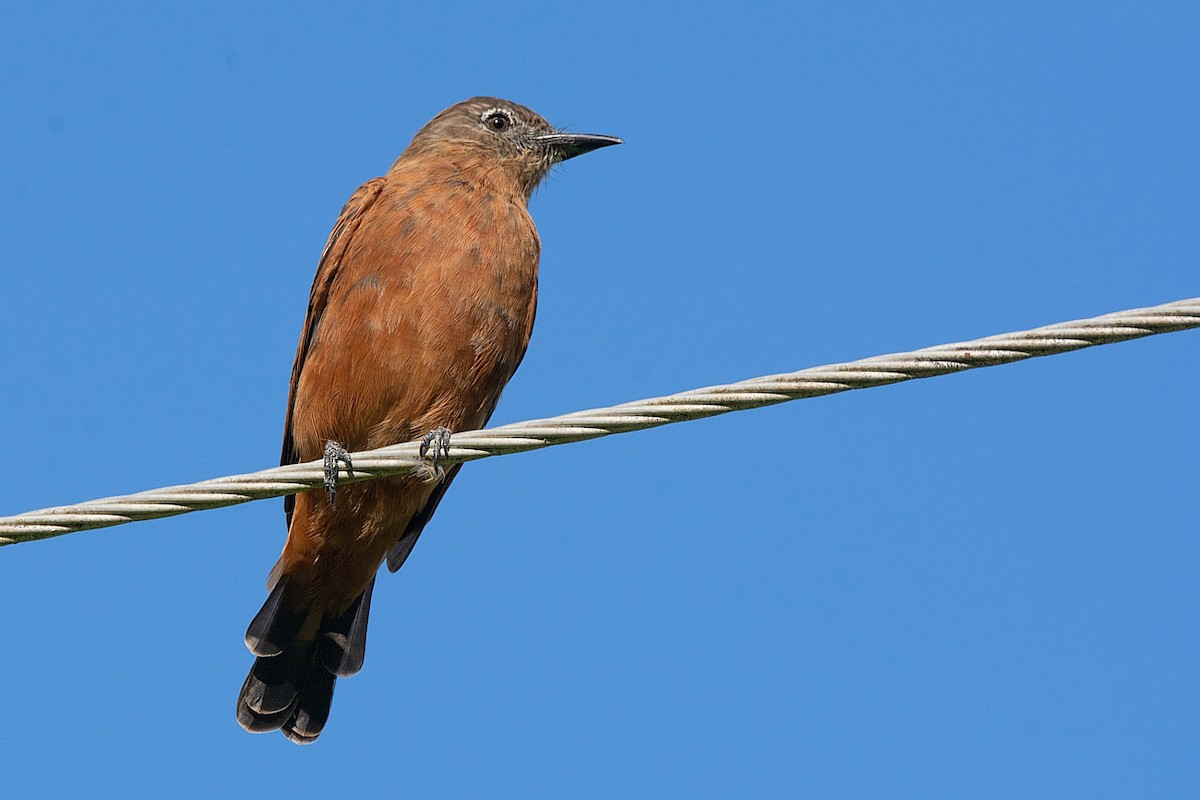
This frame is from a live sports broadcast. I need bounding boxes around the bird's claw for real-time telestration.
[323,441,353,502]
[418,427,453,480]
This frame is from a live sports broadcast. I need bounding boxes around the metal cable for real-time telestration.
[2,297,1197,546]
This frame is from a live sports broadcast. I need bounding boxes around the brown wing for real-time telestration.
[384,464,462,572]
[281,178,386,527]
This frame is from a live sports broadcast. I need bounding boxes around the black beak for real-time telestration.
[536,132,623,161]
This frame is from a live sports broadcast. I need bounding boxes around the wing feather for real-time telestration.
[281,178,387,526]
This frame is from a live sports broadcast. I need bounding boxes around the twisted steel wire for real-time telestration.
[2,297,1196,546]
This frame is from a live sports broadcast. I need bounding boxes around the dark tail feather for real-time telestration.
[236,651,304,732]
[236,578,375,743]
[318,578,374,677]
[245,579,307,657]
[281,666,337,744]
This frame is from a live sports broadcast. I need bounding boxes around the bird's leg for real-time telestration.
[418,426,453,481]
[323,440,354,502]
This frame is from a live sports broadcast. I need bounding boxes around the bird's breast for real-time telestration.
[293,177,540,456]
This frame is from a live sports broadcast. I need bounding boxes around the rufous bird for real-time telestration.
[236,97,620,743]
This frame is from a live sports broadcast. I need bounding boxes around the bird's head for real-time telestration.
[403,96,621,197]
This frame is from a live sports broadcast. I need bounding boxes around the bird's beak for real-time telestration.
[535,132,623,161]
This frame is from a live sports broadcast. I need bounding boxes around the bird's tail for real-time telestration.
[236,577,374,744]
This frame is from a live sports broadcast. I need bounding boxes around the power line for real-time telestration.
[2,296,1196,546]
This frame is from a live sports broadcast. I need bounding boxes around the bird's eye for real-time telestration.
[483,111,511,132]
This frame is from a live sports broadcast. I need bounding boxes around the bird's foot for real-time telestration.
[323,440,353,502]
[417,427,453,482]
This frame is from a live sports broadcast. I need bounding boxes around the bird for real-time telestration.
[235,97,620,744]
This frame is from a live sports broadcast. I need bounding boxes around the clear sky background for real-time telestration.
[2,2,1197,797]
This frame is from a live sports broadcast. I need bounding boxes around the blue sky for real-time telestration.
[2,2,1197,797]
